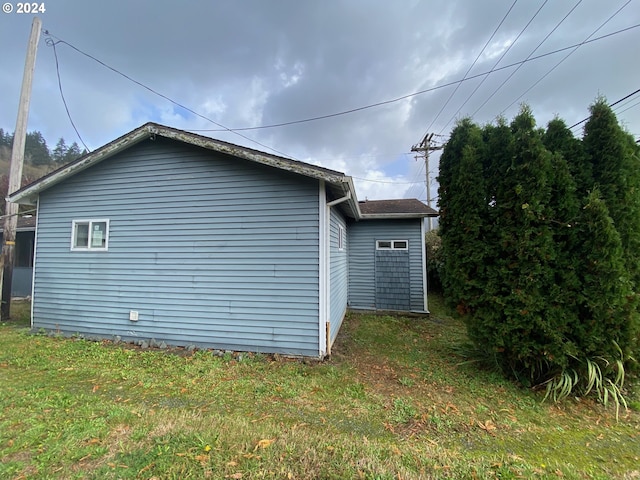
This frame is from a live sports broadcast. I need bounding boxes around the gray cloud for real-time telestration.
[1,0,638,202]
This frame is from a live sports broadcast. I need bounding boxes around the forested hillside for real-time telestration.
[0,129,85,215]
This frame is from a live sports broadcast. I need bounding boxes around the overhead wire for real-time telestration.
[613,95,640,112]
[465,0,582,123]
[422,0,519,137]
[44,36,90,152]
[42,31,295,159]
[438,0,553,134]
[569,87,640,129]
[616,99,640,115]
[38,23,640,188]
[184,25,639,133]
[351,176,423,185]
[500,0,632,117]
[406,162,428,200]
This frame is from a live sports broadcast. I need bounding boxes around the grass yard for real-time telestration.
[1,298,639,479]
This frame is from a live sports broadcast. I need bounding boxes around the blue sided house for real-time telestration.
[9,123,437,357]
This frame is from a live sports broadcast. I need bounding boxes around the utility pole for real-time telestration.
[1,17,41,320]
[411,132,442,231]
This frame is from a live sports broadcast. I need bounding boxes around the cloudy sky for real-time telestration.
[1,0,638,203]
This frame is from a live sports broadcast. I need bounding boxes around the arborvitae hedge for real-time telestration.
[438,103,640,392]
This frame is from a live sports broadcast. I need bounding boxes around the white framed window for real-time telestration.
[338,225,345,251]
[376,239,408,250]
[71,219,109,251]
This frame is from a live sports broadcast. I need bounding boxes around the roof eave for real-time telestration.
[9,122,349,204]
[152,125,346,185]
[359,213,437,220]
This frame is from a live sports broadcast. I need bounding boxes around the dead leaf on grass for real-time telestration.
[254,438,275,451]
[477,420,497,434]
[226,473,243,479]
[138,463,155,475]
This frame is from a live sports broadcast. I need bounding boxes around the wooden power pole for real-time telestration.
[1,17,42,320]
[411,133,442,231]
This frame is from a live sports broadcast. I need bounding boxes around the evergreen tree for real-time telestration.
[543,118,591,196]
[485,107,562,378]
[52,137,68,163]
[0,128,10,148]
[437,119,486,312]
[574,189,637,360]
[25,131,51,165]
[64,142,82,163]
[584,99,640,288]
[438,101,640,401]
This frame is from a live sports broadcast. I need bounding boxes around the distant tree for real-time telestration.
[25,131,51,166]
[0,128,12,148]
[52,137,68,163]
[63,142,82,163]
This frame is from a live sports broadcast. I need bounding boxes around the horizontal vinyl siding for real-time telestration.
[329,207,348,344]
[348,219,425,311]
[33,138,320,356]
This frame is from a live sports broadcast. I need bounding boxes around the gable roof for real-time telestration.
[9,122,361,216]
[7,122,435,221]
[359,199,438,219]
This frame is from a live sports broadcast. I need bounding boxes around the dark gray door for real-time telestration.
[375,250,410,310]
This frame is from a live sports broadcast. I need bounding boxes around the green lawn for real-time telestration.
[1,298,639,479]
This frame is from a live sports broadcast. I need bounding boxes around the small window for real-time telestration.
[393,240,408,249]
[338,225,345,251]
[72,220,109,251]
[376,240,408,250]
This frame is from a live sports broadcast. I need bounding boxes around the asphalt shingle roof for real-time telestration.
[358,199,438,216]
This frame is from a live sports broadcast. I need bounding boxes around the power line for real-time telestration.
[405,154,427,198]
[185,24,639,133]
[351,176,423,185]
[500,0,632,117]
[569,87,640,129]
[44,25,638,137]
[616,98,640,115]
[612,94,640,112]
[38,23,639,176]
[423,0,519,136]
[42,31,295,159]
[440,0,551,133]
[45,36,90,152]
[466,0,581,122]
